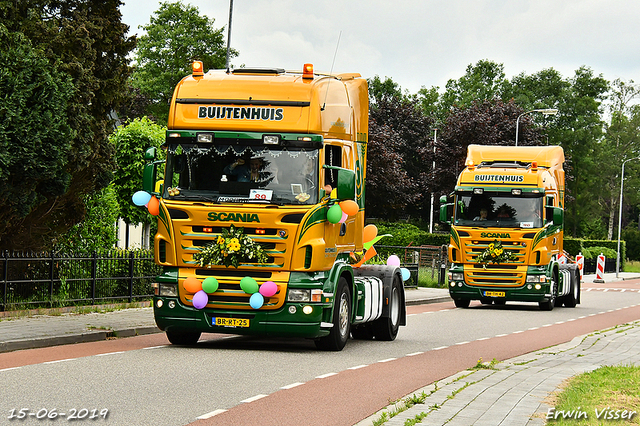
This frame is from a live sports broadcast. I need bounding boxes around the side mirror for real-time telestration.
[552,207,564,226]
[143,162,157,194]
[145,147,157,161]
[335,168,356,201]
[439,195,452,224]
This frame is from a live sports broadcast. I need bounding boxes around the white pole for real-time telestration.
[429,129,437,234]
[226,0,233,72]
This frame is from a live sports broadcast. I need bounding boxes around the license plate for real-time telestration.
[213,317,250,328]
[484,291,505,297]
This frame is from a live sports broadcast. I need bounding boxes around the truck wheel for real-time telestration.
[166,329,201,345]
[539,274,557,311]
[454,299,470,308]
[315,278,351,351]
[373,274,402,341]
[563,273,580,308]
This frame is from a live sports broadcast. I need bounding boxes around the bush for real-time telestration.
[373,222,449,247]
[581,246,617,259]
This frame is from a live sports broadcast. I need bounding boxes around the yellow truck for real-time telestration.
[144,62,406,350]
[440,145,580,310]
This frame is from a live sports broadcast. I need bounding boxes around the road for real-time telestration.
[1,283,639,426]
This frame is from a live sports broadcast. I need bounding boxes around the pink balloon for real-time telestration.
[339,211,348,223]
[387,255,401,267]
[192,290,208,310]
[259,281,278,298]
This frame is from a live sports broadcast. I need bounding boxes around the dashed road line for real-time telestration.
[197,409,227,420]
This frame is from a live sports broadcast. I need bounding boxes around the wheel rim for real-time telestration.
[390,287,400,326]
[338,293,349,337]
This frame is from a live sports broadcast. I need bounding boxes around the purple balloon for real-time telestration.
[250,293,264,309]
[259,281,278,298]
[192,290,208,310]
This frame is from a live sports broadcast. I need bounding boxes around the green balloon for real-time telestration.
[202,277,219,294]
[327,204,343,224]
[240,276,259,294]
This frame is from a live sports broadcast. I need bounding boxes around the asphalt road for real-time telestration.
[1,286,639,426]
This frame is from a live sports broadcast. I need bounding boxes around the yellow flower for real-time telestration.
[496,248,503,256]
[217,236,225,245]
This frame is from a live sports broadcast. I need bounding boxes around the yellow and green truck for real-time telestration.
[440,145,580,310]
[144,62,405,350]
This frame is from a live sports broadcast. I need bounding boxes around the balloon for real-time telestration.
[132,190,152,207]
[202,277,219,294]
[340,200,359,216]
[387,255,401,267]
[327,204,343,224]
[339,211,348,223]
[249,292,264,309]
[183,277,202,293]
[147,195,160,216]
[363,224,378,244]
[401,267,411,282]
[259,281,278,298]
[192,290,208,309]
[240,276,259,294]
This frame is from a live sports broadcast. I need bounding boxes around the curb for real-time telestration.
[406,296,451,306]
[0,326,161,354]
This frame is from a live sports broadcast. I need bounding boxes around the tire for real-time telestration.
[351,323,375,340]
[563,273,580,308]
[539,274,557,311]
[315,278,351,351]
[166,329,201,345]
[454,298,470,308]
[372,274,402,341]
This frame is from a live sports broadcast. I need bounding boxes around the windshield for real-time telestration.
[163,143,319,205]
[454,193,545,228]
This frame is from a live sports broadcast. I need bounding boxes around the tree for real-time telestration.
[109,117,166,226]
[435,99,545,197]
[439,60,510,112]
[130,1,236,123]
[0,0,136,252]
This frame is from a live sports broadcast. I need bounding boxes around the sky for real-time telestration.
[120,0,640,95]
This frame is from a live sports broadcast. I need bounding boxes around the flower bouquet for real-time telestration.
[193,225,268,268]
[475,240,516,268]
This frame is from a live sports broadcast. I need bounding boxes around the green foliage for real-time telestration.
[374,222,449,247]
[581,246,618,260]
[54,185,120,253]
[622,226,640,261]
[109,117,166,224]
[193,225,268,268]
[130,1,236,123]
[0,0,136,252]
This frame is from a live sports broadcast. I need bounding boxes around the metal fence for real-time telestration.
[0,250,161,311]
[376,245,449,286]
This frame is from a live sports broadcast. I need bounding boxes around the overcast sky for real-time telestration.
[121,0,640,95]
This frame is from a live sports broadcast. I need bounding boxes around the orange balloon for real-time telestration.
[183,277,202,294]
[147,195,160,216]
[340,200,359,216]
[363,224,378,243]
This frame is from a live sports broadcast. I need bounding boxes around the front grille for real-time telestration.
[462,239,526,287]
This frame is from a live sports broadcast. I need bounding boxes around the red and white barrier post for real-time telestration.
[594,253,606,283]
[576,252,584,281]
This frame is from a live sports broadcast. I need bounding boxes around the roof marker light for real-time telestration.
[192,61,204,77]
[302,63,314,80]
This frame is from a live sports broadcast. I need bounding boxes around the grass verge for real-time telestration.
[546,365,640,424]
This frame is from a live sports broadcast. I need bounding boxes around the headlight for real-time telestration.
[526,275,546,283]
[158,283,178,297]
[451,272,464,281]
[288,289,310,302]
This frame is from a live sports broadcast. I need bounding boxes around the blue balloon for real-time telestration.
[401,267,411,282]
[132,190,152,206]
[249,292,264,309]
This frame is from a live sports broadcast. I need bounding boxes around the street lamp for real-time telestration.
[515,109,558,146]
[616,157,640,278]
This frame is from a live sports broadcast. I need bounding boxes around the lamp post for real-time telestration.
[515,109,558,146]
[616,157,640,278]
[429,128,438,234]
